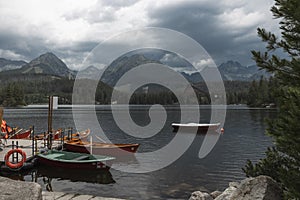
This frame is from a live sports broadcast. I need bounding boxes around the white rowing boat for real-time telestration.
[171,122,221,133]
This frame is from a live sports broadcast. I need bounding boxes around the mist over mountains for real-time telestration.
[0,51,270,84]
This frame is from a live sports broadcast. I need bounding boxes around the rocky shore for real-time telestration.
[0,176,124,200]
[189,175,283,200]
[0,175,282,199]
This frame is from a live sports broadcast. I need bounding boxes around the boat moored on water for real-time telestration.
[37,150,115,170]
[171,122,221,133]
[8,129,32,139]
[63,140,140,157]
[34,129,90,141]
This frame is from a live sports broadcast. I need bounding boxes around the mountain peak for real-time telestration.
[218,60,269,81]
[22,52,70,76]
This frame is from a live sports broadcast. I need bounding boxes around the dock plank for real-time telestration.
[56,193,76,200]
[42,191,66,200]
[0,139,62,162]
[71,194,94,200]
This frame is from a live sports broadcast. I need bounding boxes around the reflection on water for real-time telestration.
[36,166,115,185]
[2,106,275,199]
[0,166,115,186]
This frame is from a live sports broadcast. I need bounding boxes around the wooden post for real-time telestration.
[31,126,34,156]
[48,96,54,149]
[90,136,93,155]
[16,141,19,161]
[35,139,38,154]
[12,141,15,163]
[48,96,53,135]
[44,132,46,148]
[70,127,73,140]
[61,129,64,150]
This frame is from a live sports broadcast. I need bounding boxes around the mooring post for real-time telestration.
[70,127,73,140]
[61,129,64,143]
[12,141,14,162]
[44,132,46,148]
[16,141,19,162]
[35,138,37,154]
[47,96,53,149]
[31,126,34,156]
[67,127,70,140]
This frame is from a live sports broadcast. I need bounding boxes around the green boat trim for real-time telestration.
[37,150,115,163]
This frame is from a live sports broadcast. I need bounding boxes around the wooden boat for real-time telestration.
[34,129,90,141]
[64,140,140,157]
[37,150,115,170]
[171,122,220,133]
[1,129,32,139]
[9,129,32,139]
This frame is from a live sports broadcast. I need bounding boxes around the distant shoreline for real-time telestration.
[4,104,277,110]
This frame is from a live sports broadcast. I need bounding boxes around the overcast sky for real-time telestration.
[0,0,279,69]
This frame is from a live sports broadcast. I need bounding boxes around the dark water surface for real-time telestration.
[2,105,274,199]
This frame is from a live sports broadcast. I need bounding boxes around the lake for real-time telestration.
[1,105,275,199]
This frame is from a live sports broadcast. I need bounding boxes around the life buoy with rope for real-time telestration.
[4,149,26,169]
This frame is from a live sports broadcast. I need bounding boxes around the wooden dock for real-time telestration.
[0,139,62,170]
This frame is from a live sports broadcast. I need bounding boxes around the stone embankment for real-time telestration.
[189,175,283,200]
[0,175,282,200]
[0,176,124,200]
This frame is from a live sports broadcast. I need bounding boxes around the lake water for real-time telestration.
[1,105,275,199]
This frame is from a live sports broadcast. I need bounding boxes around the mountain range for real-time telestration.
[0,58,27,72]
[0,52,270,84]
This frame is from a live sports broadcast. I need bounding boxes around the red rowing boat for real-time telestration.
[2,129,32,139]
[64,140,140,157]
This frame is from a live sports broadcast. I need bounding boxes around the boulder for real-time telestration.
[0,176,42,200]
[214,182,238,200]
[230,175,283,200]
[189,191,213,200]
[210,191,222,199]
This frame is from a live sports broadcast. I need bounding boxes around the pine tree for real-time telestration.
[243,0,300,198]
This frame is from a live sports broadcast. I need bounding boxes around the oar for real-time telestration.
[8,128,23,139]
[94,134,107,143]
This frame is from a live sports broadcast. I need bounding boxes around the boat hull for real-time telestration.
[37,150,114,170]
[37,156,111,170]
[9,130,32,139]
[64,142,140,157]
[172,123,220,133]
[35,129,90,141]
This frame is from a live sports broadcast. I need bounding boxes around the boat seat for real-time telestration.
[73,155,89,161]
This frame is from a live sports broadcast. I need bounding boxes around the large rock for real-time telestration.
[190,175,283,200]
[189,191,213,200]
[230,175,283,200]
[0,176,42,200]
[214,182,239,200]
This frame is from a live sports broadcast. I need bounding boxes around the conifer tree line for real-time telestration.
[0,78,276,107]
[243,0,300,198]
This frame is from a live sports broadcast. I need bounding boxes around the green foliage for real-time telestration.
[225,81,250,105]
[247,76,279,107]
[0,83,26,107]
[244,0,300,198]
[0,77,113,106]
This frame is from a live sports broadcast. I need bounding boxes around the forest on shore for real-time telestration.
[0,75,275,108]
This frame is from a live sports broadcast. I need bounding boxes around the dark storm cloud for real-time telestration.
[0,31,98,69]
[0,32,51,61]
[0,0,276,68]
[148,2,265,65]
